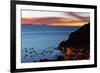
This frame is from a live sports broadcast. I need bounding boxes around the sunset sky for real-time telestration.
[21,10,90,26]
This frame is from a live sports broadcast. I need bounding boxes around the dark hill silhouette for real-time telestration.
[58,23,90,49]
[57,23,90,60]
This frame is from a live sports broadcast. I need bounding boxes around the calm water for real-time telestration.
[21,25,80,63]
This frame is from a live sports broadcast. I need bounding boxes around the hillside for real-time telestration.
[58,23,90,60]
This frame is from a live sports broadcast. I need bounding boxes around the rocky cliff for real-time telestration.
[58,23,90,60]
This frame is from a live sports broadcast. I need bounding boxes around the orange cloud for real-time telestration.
[49,21,89,26]
[21,18,33,24]
[21,17,89,26]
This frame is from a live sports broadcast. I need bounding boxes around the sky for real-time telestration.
[21,10,90,26]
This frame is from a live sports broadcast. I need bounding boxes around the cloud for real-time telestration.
[21,11,90,26]
[32,17,70,24]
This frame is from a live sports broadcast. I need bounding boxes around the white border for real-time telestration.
[16,4,94,69]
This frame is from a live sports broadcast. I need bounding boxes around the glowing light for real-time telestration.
[49,21,88,26]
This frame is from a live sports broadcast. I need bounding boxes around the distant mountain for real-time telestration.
[58,23,90,50]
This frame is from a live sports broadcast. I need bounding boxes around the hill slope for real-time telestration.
[58,23,90,60]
